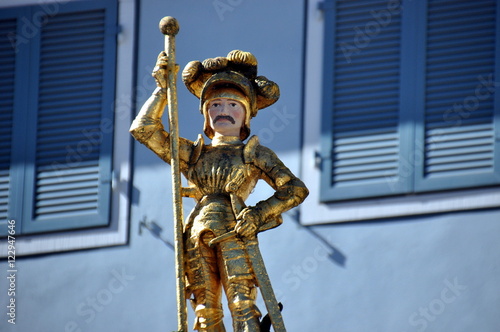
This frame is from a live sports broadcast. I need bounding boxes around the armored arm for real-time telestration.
[236,137,309,237]
[129,53,192,168]
[129,87,168,152]
[251,144,309,223]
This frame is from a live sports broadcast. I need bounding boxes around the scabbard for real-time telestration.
[245,238,287,332]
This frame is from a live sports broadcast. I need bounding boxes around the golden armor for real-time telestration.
[130,49,308,332]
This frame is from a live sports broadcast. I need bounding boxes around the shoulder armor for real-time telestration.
[189,134,204,165]
[243,135,260,164]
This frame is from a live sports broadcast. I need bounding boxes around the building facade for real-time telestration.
[1,0,499,331]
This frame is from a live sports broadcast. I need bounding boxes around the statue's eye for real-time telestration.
[230,103,237,107]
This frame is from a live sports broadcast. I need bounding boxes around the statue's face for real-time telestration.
[207,98,245,137]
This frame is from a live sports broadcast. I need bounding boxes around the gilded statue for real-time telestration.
[130,18,308,332]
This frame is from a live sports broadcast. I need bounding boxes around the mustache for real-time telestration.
[214,115,235,124]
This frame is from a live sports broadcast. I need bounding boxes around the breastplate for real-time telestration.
[187,143,258,201]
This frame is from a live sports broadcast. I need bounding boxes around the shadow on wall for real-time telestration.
[289,212,347,267]
[138,216,175,251]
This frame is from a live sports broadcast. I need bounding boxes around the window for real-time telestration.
[0,0,133,254]
[301,0,500,224]
[320,0,500,201]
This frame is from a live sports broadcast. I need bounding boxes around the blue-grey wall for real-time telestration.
[1,1,499,331]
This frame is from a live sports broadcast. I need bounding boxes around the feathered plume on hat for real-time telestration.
[182,50,280,118]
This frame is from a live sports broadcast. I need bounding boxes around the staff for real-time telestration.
[159,16,187,332]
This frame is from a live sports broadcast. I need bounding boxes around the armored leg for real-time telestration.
[226,279,261,332]
[186,232,226,332]
[218,238,261,332]
[191,288,225,332]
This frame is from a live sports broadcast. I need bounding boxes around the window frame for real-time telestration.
[300,0,500,225]
[0,0,134,255]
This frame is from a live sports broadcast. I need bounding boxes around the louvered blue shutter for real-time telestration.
[414,0,500,191]
[19,0,117,234]
[0,11,19,235]
[0,13,17,236]
[0,8,31,236]
[320,0,410,201]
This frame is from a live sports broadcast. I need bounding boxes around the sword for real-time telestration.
[209,194,287,332]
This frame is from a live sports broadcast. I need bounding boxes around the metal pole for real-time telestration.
[159,16,187,332]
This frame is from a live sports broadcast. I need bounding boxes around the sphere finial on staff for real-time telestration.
[159,16,179,36]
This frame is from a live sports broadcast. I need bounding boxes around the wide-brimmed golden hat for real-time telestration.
[182,50,280,119]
